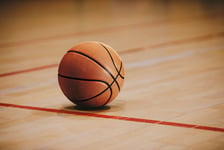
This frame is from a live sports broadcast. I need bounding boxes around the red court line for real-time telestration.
[0,12,223,48]
[0,102,223,132]
[120,32,224,54]
[1,32,224,78]
[0,64,58,77]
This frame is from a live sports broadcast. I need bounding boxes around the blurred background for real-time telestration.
[0,0,223,74]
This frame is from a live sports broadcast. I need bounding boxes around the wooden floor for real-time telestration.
[0,0,224,149]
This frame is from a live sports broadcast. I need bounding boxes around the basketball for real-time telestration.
[58,41,125,108]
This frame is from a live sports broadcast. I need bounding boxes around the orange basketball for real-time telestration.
[58,41,125,108]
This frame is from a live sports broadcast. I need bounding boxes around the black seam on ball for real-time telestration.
[58,62,122,105]
[58,74,112,103]
[102,62,123,106]
[99,43,124,79]
[67,50,121,91]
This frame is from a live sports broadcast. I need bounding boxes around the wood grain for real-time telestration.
[0,0,224,149]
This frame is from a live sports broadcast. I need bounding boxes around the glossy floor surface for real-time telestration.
[0,0,224,149]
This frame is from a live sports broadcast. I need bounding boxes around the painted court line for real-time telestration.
[119,32,224,54]
[2,46,222,95]
[1,32,224,78]
[0,78,57,95]
[0,64,58,77]
[0,102,223,132]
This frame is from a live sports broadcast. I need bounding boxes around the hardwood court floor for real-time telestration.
[0,0,224,149]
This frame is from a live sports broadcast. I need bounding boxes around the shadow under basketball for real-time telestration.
[64,105,111,112]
